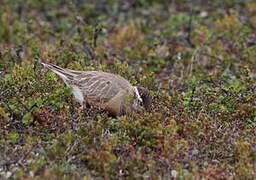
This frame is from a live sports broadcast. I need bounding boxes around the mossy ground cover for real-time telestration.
[0,0,256,179]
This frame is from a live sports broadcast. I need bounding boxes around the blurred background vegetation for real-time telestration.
[0,0,256,179]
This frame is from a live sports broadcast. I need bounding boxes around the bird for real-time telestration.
[41,62,152,116]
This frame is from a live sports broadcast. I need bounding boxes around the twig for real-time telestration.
[200,53,223,62]
[71,2,99,61]
[93,24,102,48]
[186,4,195,48]
[189,86,196,103]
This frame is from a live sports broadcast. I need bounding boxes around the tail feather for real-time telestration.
[41,62,75,81]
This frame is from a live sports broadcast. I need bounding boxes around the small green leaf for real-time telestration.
[9,132,19,142]
[22,112,34,124]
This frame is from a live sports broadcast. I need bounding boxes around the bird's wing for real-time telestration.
[74,72,130,107]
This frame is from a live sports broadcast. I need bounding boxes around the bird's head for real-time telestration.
[136,86,152,111]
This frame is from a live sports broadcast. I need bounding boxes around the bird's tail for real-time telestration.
[41,62,76,81]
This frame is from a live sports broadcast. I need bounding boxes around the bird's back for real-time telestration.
[73,71,135,107]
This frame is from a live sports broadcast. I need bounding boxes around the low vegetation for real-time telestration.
[0,0,255,179]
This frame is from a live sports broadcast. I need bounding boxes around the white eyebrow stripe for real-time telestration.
[133,86,142,102]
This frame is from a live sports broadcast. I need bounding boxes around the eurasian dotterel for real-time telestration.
[41,62,152,116]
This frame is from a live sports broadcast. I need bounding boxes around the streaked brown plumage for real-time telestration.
[41,62,151,116]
